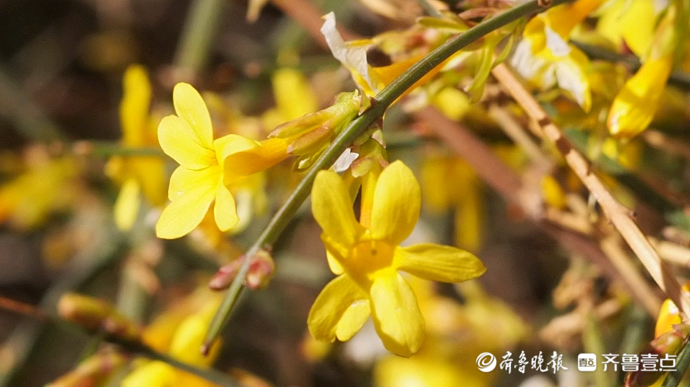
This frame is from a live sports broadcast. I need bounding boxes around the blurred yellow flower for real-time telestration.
[596,0,659,57]
[0,155,78,229]
[106,64,167,231]
[156,83,287,239]
[607,55,673,139]
[122,297,222,387]
[654,280,690,338]
[511,0,605,111]
[606,2,683,138]
[308,161,485,356]
[375,280,526,387]
[421,156,484,252]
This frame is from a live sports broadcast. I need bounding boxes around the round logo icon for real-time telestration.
[476,352,497,372]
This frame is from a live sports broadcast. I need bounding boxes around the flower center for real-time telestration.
[350,239,394,281]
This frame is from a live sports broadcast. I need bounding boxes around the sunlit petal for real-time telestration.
[370,161,421,245]
[158,115,215,170]
[214,182,238,232]
[156,183,215,239]
[168,166,219,201]
[336,299,370,341]
[114,178,141,231]
[120,65,151,147]
[312,170,363,248]
[370,271,424,356]
[394,244,486,283]
[173,82,214,149]
[308,274,367,342]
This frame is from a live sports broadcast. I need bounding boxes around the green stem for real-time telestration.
[73,141,166,157]
[414,0,442,18]
[112,339,241,387]
[203,0,575,347]
[173,0,228,75]
[662,337,690,387]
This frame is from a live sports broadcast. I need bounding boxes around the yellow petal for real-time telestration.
[120,64,151,147]
[158,115,215,170]
[312,170,363,250]
[608,55,672,138]
[121,361,176,387]
[222,137,288,181]
[370,272,424,356]
[308,274,367,342]
[214,182,238,232]
[326,249,345,275]
[168,165,220,201]
[214,133,259,163]
[169,314,222,367]
[272,68,318,120]
[131,157,167,206]
[394,244,486,283]
[114,178,141,231]
[370,161,421,245]
[173,82,214,149]
[156,169,216,239]
[596,0,656,57]
[336,299,370,341]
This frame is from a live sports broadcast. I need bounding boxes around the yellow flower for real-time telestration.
[606,0,682,138]
[122,296,223,387]
[155,83,287,239]
[107,64,167,231]
[596,0,659,57]
[307,161,486,356]
[421,156,484,252]
[654,280,690,338]
[0,155,78,229]
[607,54,673,139]
[511,0,605,111]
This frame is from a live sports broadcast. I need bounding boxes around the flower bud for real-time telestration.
[57,293,141,342]
[46,350,126,387]
[209,249,276,291]
[269,91,360,162]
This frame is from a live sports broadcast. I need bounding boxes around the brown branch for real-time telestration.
[414,107,662,315]
[0,296,49,321]
[491,63,687,319]
[270,0,360,50]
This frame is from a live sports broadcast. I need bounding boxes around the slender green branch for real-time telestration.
[72,141,166,157]
[662,337,690,387]
[414,0,442,18]
[203,0,575,348]
[111,338,241,387]
[0,65,64,142]
[173,0,228,76]
[0,296,240,387]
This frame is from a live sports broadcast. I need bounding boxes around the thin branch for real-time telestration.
[661,336,690,387]
[415,106,662,315]
[270,0,360,49]
[643,130,690,162]
[414,0,443,18]
[203,0,577,349]
[0,296,241,387]
[492,63,688,318]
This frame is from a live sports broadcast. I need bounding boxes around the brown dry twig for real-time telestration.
[491,63,689,319]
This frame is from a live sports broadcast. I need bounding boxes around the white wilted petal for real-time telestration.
[321,12,376,92]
